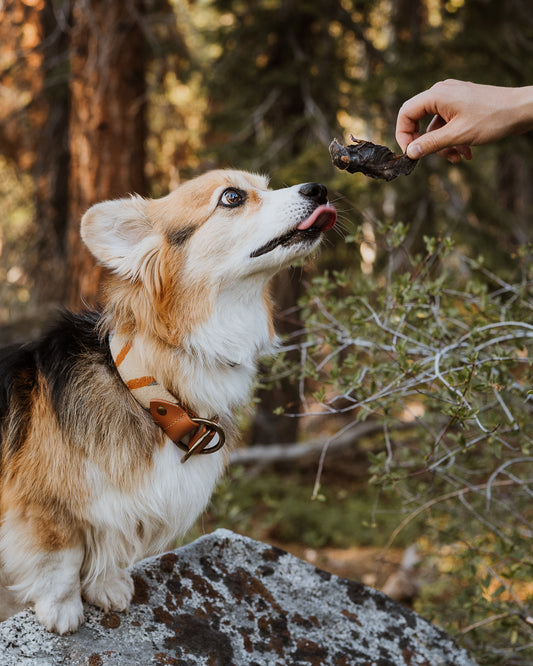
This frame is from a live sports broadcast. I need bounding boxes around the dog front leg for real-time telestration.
[81,536,135,614]
[81,567,134,614]
[80,527,135,614]
[0,509,85,634]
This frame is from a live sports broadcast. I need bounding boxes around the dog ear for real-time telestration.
[81,196,160,280]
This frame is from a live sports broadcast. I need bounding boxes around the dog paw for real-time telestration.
[34,594,84,635]
[82,569,134,613]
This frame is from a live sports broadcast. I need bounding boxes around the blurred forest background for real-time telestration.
[1,0,533,663]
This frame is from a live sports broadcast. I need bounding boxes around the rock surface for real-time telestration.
[0,529,477,665]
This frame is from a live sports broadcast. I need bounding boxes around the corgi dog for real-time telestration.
[0,170,336,634]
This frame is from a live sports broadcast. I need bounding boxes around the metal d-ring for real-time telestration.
[181,417,226,463]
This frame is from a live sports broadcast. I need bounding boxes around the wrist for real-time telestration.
[509,86,533,135]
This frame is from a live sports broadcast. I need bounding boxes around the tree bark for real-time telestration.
[31,0,71,305]
[0,0,71,308]
[67,0,148,309]
[497,146,533,248]
[250,269,304,445]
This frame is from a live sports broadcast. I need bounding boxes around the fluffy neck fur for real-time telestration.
[102,276,276,419]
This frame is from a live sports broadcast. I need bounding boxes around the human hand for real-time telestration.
[395,79,533,163]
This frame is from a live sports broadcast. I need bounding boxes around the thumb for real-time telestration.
[406,124,456,159]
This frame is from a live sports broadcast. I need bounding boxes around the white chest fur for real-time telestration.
[83,440,225,581]
[177,284,276,416]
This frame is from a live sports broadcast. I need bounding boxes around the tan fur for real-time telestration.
[3,382,83,513]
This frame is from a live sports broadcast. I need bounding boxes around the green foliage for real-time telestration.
[194,467,421,550]
[274,220,533,664]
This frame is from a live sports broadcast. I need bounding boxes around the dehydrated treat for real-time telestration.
[329,136,417,181]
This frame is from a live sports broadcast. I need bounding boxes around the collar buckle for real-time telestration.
[149,399,226,462]
[180,417,226,463]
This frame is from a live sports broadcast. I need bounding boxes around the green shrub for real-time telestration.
[275,221,533,665]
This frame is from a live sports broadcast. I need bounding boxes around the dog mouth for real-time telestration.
[250,204,337,258]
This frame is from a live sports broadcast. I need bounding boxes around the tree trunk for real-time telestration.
[497,146,533,248]
[31,0,71,305]
[67,0,148,309]
[0,1,71,310]
[250,269,303,445]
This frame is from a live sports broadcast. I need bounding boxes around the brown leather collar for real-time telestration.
[109,332,225,462]
[149,399,225,462]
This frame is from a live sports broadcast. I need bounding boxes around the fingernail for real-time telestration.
[407,143,422,159]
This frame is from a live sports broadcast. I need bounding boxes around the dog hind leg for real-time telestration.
[32,549,85,635]
[0,583,26,620]
[0,510,85,634]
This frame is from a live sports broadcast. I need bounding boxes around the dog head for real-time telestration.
[81,169,336,340]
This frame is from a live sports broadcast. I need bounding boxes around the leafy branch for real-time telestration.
[275,221,533,662]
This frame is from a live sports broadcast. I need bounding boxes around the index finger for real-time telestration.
[395,89,438,152]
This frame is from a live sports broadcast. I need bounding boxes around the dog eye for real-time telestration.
[220,188,246,207]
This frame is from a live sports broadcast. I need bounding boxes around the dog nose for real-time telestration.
[299,182,328,205]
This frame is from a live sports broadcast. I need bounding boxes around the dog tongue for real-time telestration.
[297,204,337,232]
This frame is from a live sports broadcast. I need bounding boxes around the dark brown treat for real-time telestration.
[329,136,417,181]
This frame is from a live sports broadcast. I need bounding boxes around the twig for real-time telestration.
[486,457,533,509]
[381,479,517,553]
[460,612,513,634]
[311,419,366,500]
